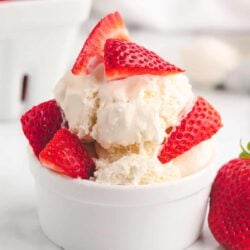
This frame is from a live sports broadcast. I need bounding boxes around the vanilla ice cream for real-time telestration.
[55,65,193,145]
[94,154,181,185]
[54,65,215,185]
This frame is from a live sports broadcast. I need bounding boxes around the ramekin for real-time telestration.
[0,0,92,120]
[29,152,217,250]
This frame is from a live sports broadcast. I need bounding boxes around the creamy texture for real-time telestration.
[55,68,194,147]
[92,73,193,149]
[54,67,214,185]
[94,139,214,185]
[54,72,99,140]
[94,154,181,185]
[172,138,215,176]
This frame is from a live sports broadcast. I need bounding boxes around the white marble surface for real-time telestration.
[0,90,249,250]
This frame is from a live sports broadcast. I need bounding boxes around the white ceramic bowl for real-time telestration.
[0,0,92,120]
[29,153,217,250]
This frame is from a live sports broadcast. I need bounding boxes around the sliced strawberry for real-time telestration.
[72,12,130,75]
[21,100,64,157]
[39,128,95,179]
[158,96,222,163]
[104,39,184,80]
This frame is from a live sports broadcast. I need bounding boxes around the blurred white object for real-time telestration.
[182,37,241,87]
[0,0,92,120]
[225,59,250,93]
[93,0,250,31]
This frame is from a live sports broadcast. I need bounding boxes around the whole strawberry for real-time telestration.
[21,100,64,157]
[208,142,250,250]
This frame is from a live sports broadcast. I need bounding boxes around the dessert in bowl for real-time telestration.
[21,12,222,250]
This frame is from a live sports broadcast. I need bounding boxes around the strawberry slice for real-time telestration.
[104,39,184,80]
[72,12,130,75]
[21,100,64,157]
[158,96,222,163]
[39,128,95,179]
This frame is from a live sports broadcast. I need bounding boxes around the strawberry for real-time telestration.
[104,39,184,80]
[21,100,64,157]
[72,12,130,75]
[208,142,250,250]
[158,96,222,163]
[39,128,95,179]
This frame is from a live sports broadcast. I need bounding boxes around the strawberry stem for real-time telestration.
[239,140,250,159]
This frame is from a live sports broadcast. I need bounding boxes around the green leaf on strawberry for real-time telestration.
[239,140,250,159]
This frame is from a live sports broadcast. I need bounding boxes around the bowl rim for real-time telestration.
[29,147,218,191]
[29,147,218,205]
